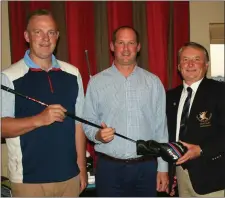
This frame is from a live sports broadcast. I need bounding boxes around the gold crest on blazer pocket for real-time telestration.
[196,111,212,127]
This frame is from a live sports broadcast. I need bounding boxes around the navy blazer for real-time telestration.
[166,78,225,194]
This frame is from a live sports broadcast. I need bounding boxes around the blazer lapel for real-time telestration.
[173,86,183,120]
[167,86,183,141]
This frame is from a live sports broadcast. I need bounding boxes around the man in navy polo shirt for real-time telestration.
[1,9,87,197]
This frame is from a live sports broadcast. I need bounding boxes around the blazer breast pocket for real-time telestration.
[195,111,213,128]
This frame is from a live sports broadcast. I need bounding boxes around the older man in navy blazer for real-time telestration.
[166,42,225,197]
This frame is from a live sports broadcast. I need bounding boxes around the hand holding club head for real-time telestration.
[159,142,188,163]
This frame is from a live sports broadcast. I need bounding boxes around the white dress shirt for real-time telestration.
[176,78,204,141]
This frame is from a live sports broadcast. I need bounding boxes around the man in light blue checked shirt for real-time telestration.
[83,26,169,197]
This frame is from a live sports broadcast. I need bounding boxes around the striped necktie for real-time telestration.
[179,87,192,140]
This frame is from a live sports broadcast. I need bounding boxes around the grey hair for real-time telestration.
[178,42,209,63]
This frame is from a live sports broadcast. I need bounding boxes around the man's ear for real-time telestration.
[24,31,30,43]
[178,64,181,71]
[56,31,60,39]
[137,43,141,52]
[205,62,209,70]
[110,42,114,52]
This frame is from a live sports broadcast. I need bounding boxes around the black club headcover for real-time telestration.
[136,140,161,156]
[159,142,188,163]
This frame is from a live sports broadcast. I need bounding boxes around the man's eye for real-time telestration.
[49,31,57,36]
[34,30,40,34]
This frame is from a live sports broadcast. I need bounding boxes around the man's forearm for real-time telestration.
[75,123,87,170]
[1,116,41,138]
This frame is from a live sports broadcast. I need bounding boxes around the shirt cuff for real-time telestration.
[85,125,102,145]
[157,157,168,172]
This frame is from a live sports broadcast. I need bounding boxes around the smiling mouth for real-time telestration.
[122,52,130,56]
[40,43,50,47]
[186,69,196,72]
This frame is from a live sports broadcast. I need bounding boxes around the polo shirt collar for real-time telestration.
[24,49,60,69]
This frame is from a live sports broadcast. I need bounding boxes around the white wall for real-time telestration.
[1,1,11,71]
[189,1,224,77]
[1,1,10,177]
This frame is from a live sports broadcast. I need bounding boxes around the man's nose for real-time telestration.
[123,44,129,50]
[187,59,195,66]
[42,33,50,40]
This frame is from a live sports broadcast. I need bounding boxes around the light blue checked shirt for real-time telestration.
[83,64,168,172]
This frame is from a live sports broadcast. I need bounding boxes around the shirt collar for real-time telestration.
[111,62,138,76]
[24,49,60,69]
[183,78,204,93]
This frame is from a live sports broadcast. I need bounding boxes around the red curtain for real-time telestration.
[8,1,27,63]
[107,1,133,63]
[28,1,51,12]
[172,1,190,88]
[65,1,97,92]
[146,2,170,89]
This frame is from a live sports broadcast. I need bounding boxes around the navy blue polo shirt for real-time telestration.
[1,50,83,183]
